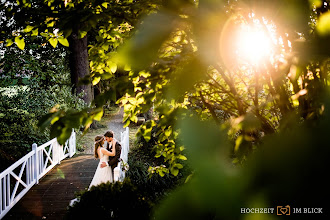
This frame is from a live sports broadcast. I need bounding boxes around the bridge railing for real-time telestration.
[114,127,129,182]
[0,130,76,219]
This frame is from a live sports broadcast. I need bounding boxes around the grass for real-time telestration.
[76,106,140,153]
[128,124,140,149]
[76,106,119,153]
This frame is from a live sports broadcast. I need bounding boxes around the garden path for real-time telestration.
[84,107,125,154]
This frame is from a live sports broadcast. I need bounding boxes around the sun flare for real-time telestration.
[235,23,274,65]
[236,26,273,64]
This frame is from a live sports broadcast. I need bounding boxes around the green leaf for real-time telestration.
[131,115,138,123]
[309,0,322,8]
[15,37,25,50]
[317,11,330,36]
[93,109,104,121]
[234,135,244,153]
[47,21,55,27]
[169,57,207,99]
[92,77,101,85]
[158,170,165,177]
[38,112,58,131]
[79,31,88,39]
[50,116,60,125]
[124,64,131,71]
[31,28,38,36]
[174,163,183,169]
[127,11,177,70]
[63,28,72,38]
[165,128,172,137]
[184,173,193,183]
[102,2,109,8]
[109,62,117,73]
[178,155,187,160]
[49,38,58,48]
[170,167,179,176]
[58,38,69,47]
[6,39,13,47]
[144,129,152,142]
[102,44,109,51]
[24,25,34,33]
[57,126,73,145]
[124,119,130,128]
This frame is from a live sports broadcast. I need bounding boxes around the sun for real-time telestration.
[220,15,277,69]
[235,23,274,65]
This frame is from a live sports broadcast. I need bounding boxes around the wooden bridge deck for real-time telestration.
[2,154,98,220]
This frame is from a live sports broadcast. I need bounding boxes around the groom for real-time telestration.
[101,130,122,175]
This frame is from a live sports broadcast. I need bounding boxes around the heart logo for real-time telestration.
[277,205,290,215]
[280,207,288,214]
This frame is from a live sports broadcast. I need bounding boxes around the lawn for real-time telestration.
[76,106,139,154]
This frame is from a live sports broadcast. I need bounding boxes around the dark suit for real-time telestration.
[106,140,122,172]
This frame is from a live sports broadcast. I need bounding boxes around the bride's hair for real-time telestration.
[94,135,104,158]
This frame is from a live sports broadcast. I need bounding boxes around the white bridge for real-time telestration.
[0,127,129,219]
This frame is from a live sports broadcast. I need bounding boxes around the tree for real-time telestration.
[1,0,160,104]
[0,40,86,172]
[116,0,330,173]
[1,0,161,143]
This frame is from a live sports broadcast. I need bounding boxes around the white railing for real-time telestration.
[0,130,76,219]
[114,127,130,182]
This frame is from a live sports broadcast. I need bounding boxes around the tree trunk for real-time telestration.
[69,25,93,105]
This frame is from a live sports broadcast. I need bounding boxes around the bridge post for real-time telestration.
[32,143,39,185]
[56,140,61,165]
[69,130,76,158]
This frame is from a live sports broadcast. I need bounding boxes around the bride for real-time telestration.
[69,135,116,207]
[89,135,116,189]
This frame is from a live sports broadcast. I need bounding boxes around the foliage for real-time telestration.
[65,179,152,220]
[0,43,85,172]
[116,0,330,172]
[0,0,159,50]
[153,95,330,219]
[126,126,191,203]
[1,0,164,144]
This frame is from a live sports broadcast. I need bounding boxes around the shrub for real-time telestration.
[126,125,191,204]
[65,179,152,220]
[0,46,86,172]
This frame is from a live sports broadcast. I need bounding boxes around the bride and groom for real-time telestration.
[69,130,121,207]
[89,130,122,188]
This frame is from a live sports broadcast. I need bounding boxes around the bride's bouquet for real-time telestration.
[120,159,129,172]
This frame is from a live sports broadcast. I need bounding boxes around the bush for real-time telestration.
[0,84,85,172]
[126,125,191,204]
[0,46,86,172]
[65,179,152,220]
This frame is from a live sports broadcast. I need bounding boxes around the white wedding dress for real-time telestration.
[88,147,113,189]
[69,146,113,207]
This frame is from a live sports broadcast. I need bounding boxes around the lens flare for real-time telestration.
[220,15,278,69]
[235,25,274,65]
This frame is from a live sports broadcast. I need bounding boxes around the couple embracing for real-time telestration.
[89,130,121,188]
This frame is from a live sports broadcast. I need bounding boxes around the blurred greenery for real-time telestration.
[153,101,330,219]
[65,179,152,220]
